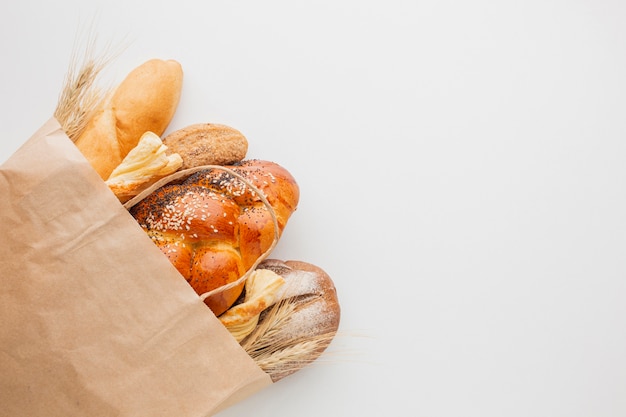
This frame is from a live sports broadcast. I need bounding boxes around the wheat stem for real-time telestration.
[54,34,120,141]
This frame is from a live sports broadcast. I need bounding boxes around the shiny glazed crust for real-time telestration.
[129,160,300,315]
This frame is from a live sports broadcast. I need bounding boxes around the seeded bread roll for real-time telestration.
[162,123,248,169]
[129,160,300,316]
[74,59,183,180]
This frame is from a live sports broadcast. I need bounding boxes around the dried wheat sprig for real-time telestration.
[241,296,337,380]
[240,297,299,353]
[54,35,120,142]
[252,333,338,373]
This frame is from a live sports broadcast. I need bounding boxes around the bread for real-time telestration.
[128,160,300,315]
[162,123,248,169]
[105,132,183,203]
[56,55,341,384]
[74,59,183,180]
[243,259,341,382]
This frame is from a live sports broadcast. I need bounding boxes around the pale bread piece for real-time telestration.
[219,269,286,342]
[105,131,183,203]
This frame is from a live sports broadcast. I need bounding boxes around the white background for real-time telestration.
[2,1,626,416]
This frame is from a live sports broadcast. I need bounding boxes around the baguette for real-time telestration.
[74,59,183,180]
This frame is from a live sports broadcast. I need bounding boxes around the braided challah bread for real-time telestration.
[129,160,300,315]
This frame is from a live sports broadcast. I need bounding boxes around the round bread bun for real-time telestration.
[248,259,341,382]
[162,123,248,169]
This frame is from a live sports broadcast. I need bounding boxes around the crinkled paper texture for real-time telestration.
[0,118,271,417]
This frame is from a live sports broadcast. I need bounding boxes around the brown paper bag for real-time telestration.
[0,118,272,417]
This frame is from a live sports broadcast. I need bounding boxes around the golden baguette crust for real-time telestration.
[74,59,183,180]
[112,59,183,158]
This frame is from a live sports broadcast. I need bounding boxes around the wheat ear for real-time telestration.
[242,297,338,381]
[54,36,118,141]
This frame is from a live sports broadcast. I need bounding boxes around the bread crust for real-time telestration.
[112,59,183,158]
[129,160,300,315]
[253,259,341,382]
[74,59,183,180]
[162,123,248,169]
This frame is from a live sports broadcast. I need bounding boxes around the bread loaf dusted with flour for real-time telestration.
[246,259,341,382]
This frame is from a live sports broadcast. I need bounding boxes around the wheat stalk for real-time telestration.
[254,335,337,367]
[241,298,299,352]
[242,297,338,381]
[54,35,119,142]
